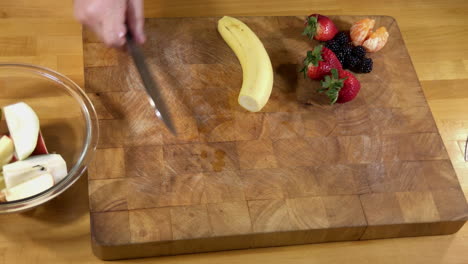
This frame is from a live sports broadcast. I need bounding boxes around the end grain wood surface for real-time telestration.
[1,0,468,263]
[83,15,467,260]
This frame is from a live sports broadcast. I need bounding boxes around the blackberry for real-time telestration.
[342,44,353,57]
[335,51,346,66]
[345,56,360,70]
[334,31,350,46]
[352,46,366,59]
[358,57,373,73]
[326,39,341,54]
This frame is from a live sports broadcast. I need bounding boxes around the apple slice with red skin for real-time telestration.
[8,131,48,163]
[32,131,48,156]
[3,102,40,160]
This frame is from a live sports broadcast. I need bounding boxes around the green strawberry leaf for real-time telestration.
[302,16,318,39]
[331,68,339,79]
[326,89,340,104]
[320,75,332,89]
[303,45,323,68]
[317,87,328,93]
[299,66,307,79]
[319,68,348,104]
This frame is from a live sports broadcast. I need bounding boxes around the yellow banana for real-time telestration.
[218,16,273,112]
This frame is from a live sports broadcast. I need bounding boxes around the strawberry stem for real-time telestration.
[310,45,324,65]
[300,45,324,78]
[302,16,318,39]
[300,65,308,79]
[319,68,347,104]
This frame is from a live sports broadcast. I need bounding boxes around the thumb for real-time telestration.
[127,0,146,44]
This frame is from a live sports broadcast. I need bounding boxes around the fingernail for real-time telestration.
[118,31,126,38]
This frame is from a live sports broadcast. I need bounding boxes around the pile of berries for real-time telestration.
[325,32,373,73]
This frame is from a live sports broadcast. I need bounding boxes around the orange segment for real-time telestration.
[362,27,389,52]
[350,18,375,46]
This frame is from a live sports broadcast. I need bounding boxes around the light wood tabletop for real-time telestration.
[0,0,467,263]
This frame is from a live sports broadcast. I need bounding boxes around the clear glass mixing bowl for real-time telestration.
[0,63,98,213]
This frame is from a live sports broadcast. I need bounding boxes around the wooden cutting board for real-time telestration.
[83,15,468,260]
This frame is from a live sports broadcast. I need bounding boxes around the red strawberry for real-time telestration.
[319,68,361,104]
[303,14,339,41]
[301,45,342,80]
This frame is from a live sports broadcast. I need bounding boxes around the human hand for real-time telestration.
[74,0,146,48]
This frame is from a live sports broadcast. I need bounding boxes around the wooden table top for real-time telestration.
[0,0,467,263]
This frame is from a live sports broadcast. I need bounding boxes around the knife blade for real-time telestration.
[465,136,468,162]
[126,34,177,135]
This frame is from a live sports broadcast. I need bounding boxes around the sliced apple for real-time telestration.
[0,173,6,202]
[32,132,49,155]
[3,172,54,202]
[0,172,5,190]
[3,154,67,189]
[7,132,48,163]
[3,102,39,160]
[0,136,14,169]
[3,163,48,189]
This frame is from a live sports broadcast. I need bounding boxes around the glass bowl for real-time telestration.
[0,63,98,213]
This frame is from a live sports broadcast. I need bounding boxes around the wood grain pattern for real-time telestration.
[1,0,468,263]
[83,15,468,260]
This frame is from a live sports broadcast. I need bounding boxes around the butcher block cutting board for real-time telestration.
[83,15,468,260]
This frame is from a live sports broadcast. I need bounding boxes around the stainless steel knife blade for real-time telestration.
[126,34,177,135]
[465,136,468,162]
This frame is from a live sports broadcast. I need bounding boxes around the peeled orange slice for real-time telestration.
[362,27,389,52]
[350,18,375,46]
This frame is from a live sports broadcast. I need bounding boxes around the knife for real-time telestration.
[465,136,468,162]
[126,33,177,135]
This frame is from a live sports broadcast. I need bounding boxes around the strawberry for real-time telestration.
[303,14,339,41]
[319,68,361,104]
[301,45,342,80]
